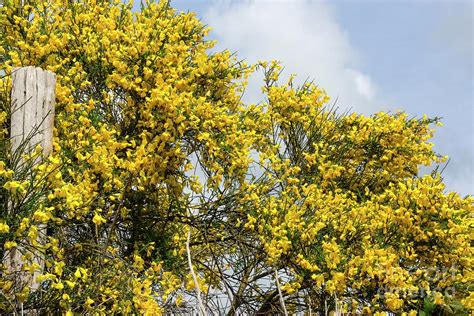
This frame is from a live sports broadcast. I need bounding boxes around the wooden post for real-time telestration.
[6,66,55,295]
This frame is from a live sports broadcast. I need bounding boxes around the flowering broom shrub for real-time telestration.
[0,0,472,314]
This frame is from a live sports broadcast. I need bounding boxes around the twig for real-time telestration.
[186,224,206,315]
[308,293,312,315]
[274,269,288,316]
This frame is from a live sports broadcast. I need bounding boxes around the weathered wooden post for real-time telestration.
[5,66,55,296]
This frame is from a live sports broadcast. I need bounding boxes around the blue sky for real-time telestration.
[154,0,473,195]
[331,1,473,195]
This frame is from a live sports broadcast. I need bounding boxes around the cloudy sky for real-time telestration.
[155,0,473,195]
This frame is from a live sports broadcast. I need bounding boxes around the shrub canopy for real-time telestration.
[0,0,472,314]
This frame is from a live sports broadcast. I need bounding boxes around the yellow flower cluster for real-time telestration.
[0,0,471,315]
[0,0,253,313]
[238,62,473,313]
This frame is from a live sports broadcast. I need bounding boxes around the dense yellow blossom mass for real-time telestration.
[0,0,472,314]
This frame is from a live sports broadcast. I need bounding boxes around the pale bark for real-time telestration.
[5,66,55,294]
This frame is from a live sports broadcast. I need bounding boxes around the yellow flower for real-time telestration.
[52,281,64,290]
[33,210,51,223]
[92,213,106,226]
[0,222,9,233]
[4,241,17,250]
[433,292,444,305]
[3,180,27,194]
[74,267,88,279]
[85,297,94,309]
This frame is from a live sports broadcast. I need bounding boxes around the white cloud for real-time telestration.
[204,0,379,112]
[348,69,375,101]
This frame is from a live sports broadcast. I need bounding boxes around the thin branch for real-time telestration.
[274,269,288,316]
[186,224,206,315]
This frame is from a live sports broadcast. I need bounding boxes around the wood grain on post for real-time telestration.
[6,66,56,294]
